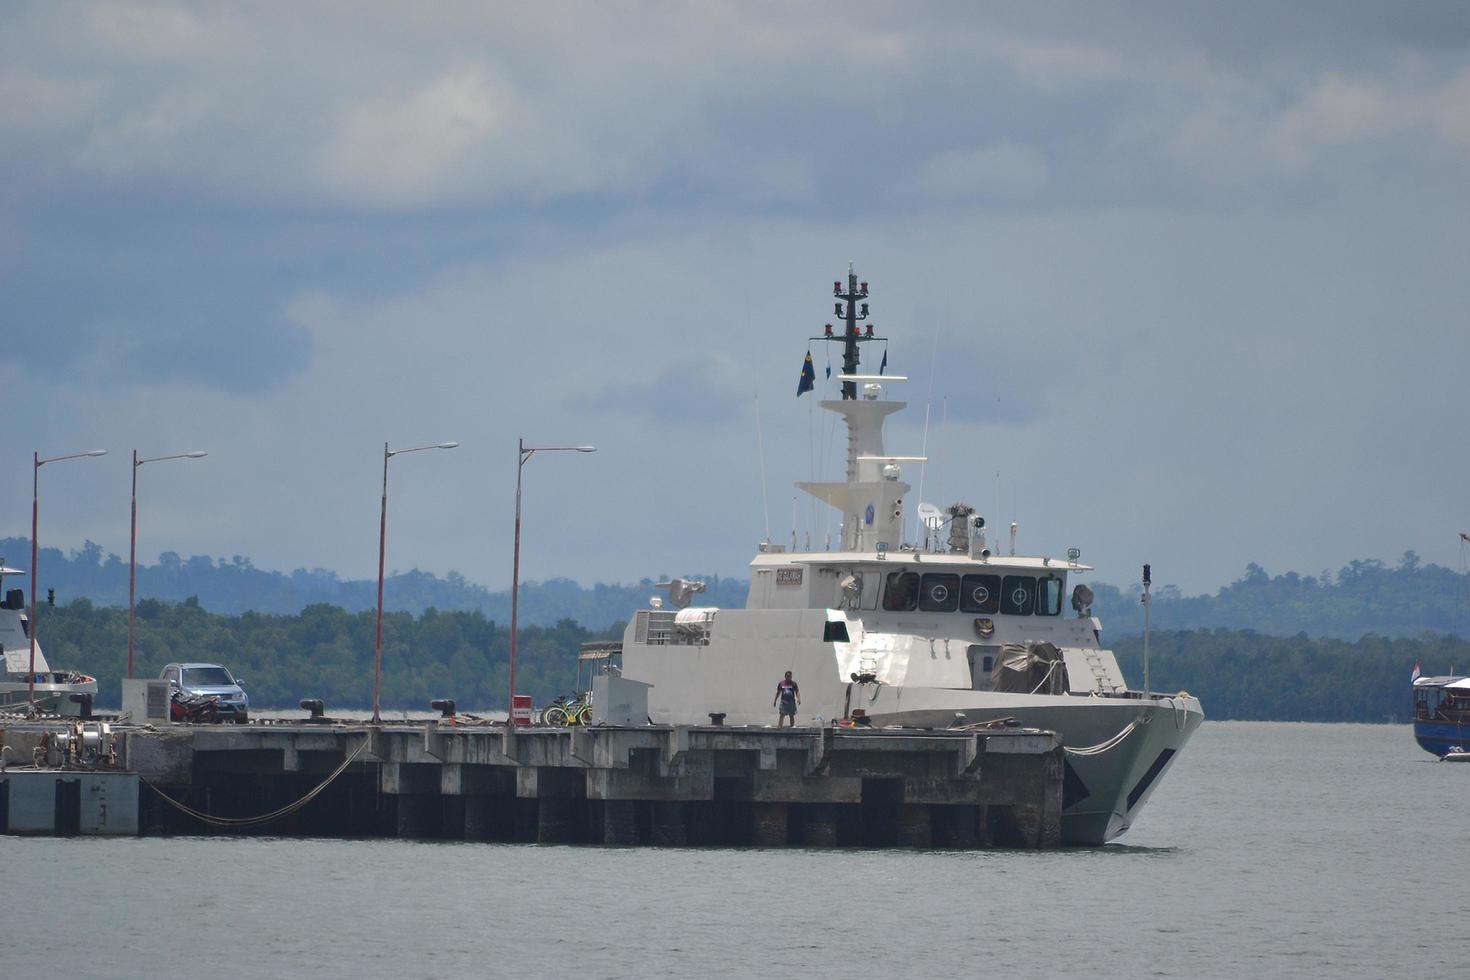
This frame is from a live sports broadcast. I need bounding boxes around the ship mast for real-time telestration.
[812,262,885,399]
[798,265,915,552]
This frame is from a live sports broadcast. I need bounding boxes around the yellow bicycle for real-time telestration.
[540,693,592,726]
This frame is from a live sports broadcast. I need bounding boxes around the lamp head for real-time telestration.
[436,442,460,450]
[184,451,208,459]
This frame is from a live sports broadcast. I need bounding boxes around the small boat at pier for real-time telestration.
[0,563,98,716]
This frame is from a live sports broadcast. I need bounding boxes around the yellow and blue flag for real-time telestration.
[797,350,816,396]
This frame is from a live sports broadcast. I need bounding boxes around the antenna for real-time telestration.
[812,263,881,400]
[791,495,797,552]
[916,317,941,528]
[754,394,771,542]
[1141,563,1152,697]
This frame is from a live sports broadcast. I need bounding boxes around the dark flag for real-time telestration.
[879,348,888,375]
[797,350,816,396]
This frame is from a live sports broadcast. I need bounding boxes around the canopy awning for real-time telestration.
[1415,675,1469,688]
[578,642,621,661]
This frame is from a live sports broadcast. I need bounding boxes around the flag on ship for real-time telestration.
[879,347,888,375]
[797,350,816,396]
[1411,661,1422,684]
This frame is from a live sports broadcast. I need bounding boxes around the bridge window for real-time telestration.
[1036,575,1063,616]
[1000,575,1035,615]
[918,573,960,612]
[960,574,1001,614]
[823,620,850,642]
[882,571,920,611]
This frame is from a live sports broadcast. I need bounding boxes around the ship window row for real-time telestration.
[881,571,1064,616]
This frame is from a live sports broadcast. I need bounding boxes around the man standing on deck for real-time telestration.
[773,670,800,727]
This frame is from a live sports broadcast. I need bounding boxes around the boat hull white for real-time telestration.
[0,676,99,716]
[622,608,1202,845]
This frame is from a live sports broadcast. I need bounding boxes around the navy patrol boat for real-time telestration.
[617,267,1205,843]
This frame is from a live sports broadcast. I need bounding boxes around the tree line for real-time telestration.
[1111,629,1460,724]
[33,596,1465,722]
[7,536,1467,639]
[38,597,617,712]
[2,535,745,627]
[1092,552,1470,639]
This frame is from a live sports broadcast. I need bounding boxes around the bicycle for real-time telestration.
[540,692,592,726]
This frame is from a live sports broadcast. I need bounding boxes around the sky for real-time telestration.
[2,1,1468,596]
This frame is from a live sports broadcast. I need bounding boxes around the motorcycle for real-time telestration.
[170,689,222,723]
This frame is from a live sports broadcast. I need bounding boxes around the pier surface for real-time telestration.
[2,720,1064,848]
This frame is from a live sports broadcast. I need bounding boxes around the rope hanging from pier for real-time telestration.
[140,737,371,829]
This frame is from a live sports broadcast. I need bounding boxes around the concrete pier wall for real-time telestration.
[2,722,1063,849]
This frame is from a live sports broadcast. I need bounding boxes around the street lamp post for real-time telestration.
[30,449,108,708]
[373,440,459,724]
[509,440,596,722]
[128,450,208,680]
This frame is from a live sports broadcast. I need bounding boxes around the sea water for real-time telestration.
[2,722,1461,980]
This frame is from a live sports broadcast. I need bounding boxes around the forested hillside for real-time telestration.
[33,597,1469,722]
[1091,552,1470,639]
[1,536,745,626]
[1112,630,1462,723]
[8,536,1468,641]
[39,597,617,711]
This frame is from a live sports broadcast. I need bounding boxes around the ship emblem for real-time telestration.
[974,617,994,638]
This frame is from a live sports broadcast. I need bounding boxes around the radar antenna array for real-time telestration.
[810,263,887,400]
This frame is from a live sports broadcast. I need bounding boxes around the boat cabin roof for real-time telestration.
[1415,676,1470,690]
[750,550,1093,574]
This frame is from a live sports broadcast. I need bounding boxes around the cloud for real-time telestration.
[566,354,747,425]
[3,3,1467,215]
[85,2,219,60]
[2,1,1470,599]
[78,91,212,174]
[318,67,515,208]
[0,70,101,132]
[912,143,1049,200]
[1164,67,1470,184]
[978,33,1128,90]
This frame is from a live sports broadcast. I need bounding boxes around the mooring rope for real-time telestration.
[1168,694,1191,732]
[1063,719,1140,757]
[141,737,371,829]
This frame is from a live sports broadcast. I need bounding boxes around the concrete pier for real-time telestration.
[1,721,1064,848]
